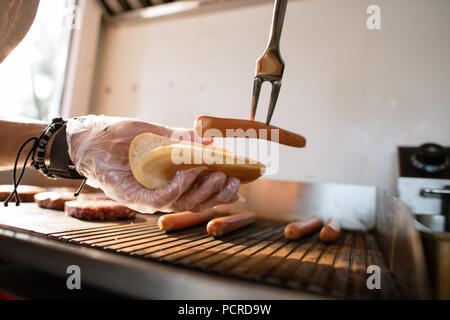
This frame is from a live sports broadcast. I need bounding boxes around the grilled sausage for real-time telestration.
[284,216,323,240]
[207,211,256,237]
[195,116,306,148]
[158,208,215,232]
[319,217,341,243]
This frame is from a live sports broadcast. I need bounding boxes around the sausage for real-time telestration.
[206,211,256,237]
[195,116,306,148]
[158,208,215,232]
[284,216,323,240]
[319,217,342,242]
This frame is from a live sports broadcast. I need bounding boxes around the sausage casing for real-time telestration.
[284,216,323,240]
[207,211,256,237]
[158,208,215,231]
[319,217,341,242]
[195,116,306,148]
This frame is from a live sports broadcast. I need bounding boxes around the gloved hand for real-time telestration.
[66,115,241,213]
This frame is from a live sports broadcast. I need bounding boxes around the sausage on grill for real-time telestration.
[206,211,256,237]
[319,217,342,243]
[284,216,323,240]
[158,208,215,231]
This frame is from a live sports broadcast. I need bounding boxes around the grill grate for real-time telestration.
[48,215,401,299]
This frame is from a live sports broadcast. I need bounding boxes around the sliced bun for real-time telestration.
[129,133,265,190]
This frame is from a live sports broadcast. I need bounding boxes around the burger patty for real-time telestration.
[0,185,46,202]
[34,190,110,211]
[35,191,77,211]
[65,199,136,221]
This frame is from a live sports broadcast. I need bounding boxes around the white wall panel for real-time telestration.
[91,0,450,193]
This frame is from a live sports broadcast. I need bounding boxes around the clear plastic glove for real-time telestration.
[66,115,241,213]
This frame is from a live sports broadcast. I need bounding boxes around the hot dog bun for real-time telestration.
[195,116,307,148]
[129,133,265,190]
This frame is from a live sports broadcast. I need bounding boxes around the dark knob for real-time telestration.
[411,143,449,173]
[416,143,447,165]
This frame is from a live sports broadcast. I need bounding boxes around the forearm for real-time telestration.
[0,118,47,170]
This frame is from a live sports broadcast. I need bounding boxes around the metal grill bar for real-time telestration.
[87,227,162,246]
[265,236,318,284]
[226,235,289,278]
[66,225,160,243]
[206,229,285,273]
[50,218,159,237]
[169,223,279,265]
[48,216,401,299]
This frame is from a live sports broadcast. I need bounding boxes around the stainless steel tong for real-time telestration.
[250,0,287,125]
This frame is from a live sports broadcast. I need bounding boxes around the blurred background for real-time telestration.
[0,0,449,194]
[0,0,74,120]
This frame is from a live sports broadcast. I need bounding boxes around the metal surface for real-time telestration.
[398,177,450,215]
[421,187,450,196]
[375,189,431,299]
[415,216,450,299]
[0,226,321,299]
[421,186,450,231]
[416,214,446,233]
[0,262,123,299]
[45,215,400,299]
[250,0,287,125]
[397,146,450,299]
[217,180,375,231]
[0,202,141,234]
[0,179,429,299]
[0,180,376,233]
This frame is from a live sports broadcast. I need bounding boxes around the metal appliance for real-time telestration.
[0,179,430,299]
[398,143,450,299]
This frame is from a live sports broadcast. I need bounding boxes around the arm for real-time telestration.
[0,118,47,170]
[0,115,241,213]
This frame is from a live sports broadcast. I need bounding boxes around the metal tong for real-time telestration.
[250,0,288,125]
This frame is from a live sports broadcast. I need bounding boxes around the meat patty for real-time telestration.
[34,190,110,211]
[0,185,46,202]
[35,191,77,210]
[65,199,136,221]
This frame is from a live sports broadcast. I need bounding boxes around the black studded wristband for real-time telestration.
[31,117,84,180]
[48,123,85,179]
[4,117,85,207]
[32,117,65,178]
